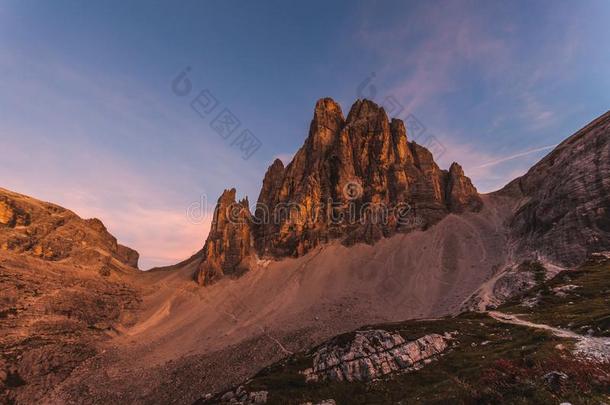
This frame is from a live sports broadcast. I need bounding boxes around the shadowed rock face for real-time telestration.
[195,98,482,285]
[500,111,610,266]
[446,162,483,213]
[0,188,139,271]
[254,158,285,255]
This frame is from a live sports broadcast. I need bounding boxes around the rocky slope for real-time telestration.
[0,187,139,271]
[201,256,610,404]
[499,110,610,266]
[195,98,482,285]
[0,189,142,404]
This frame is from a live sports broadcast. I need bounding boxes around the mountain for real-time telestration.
[0,188,142,404]
[0,187,139,270]
[1,103,608,404]
[500,111,610,266]
[195,99,482,285]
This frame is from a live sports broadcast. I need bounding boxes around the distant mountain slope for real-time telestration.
[0,188,142,404]
[499,110,610,265]
[0,187,139,270]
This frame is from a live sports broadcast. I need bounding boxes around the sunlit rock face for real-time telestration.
[195,98,482,285]
[0,188,139,270]
[500,111,610,266]
[195,188,254,286]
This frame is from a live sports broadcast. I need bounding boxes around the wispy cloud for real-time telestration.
[435,136,555,193]
[471,144,557,170]
[348,0,593,193]
[356,1,512,113]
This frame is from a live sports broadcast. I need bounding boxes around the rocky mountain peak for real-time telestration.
[446,162,483,213]
[196,188,253,285]
[345,98,388,127]
[313,97,344,128]
[449,161,464,175]
[195,98,482,285]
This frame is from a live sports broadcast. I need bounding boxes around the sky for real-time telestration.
[1,0,609,269]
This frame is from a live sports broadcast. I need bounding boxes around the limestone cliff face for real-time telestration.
[253,158,285,254]
[252,98,481,257]
[500,111,610,266]
[446,162,483,213]
[195,98,482,284]
[0,187,139,271]
[196,189,253,286]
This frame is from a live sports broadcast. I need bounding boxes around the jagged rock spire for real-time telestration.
[195,98,482,285]
[195,188,253,285]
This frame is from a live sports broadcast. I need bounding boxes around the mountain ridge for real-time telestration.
[1,107,608,404]
[194,98,483,285]
[497,109,610,265]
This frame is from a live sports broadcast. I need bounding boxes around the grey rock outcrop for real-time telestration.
[201,386,268,404]
[302,329,454,382]
[500,111,610,266]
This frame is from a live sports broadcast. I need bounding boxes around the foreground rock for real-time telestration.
[302,329,454,382]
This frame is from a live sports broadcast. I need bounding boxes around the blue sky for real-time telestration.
[1,0,609,268]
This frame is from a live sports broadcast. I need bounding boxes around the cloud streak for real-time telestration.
[471,144,557,170]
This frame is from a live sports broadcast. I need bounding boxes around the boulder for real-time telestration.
[302,329,454,382]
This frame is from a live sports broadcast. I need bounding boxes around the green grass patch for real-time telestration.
[502,260,610,337]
